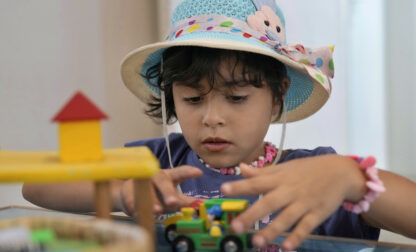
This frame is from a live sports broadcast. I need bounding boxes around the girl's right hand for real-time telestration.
[221,154,366,250]
[118,165,202,216]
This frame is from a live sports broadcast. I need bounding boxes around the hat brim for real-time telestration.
[121,37,330,123]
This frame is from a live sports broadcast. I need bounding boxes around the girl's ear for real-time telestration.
[271,98,280,117]
[281,77,291,98]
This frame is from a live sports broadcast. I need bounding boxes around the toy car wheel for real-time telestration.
[164,224,178,244]
[220,235,243,252]
[172,235,195,252]
[246,232,254,248]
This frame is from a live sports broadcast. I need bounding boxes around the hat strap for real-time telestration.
[255,102,287,230]
[161,89,183,194]
[273,102,287,165]
[160,57,182,193]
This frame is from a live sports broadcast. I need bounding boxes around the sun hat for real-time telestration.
[120,0,334,123]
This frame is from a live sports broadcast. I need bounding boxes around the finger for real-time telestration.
[246,158,303,177]
[281,200,339,251]
[120,180,135,216]
[253,202,309,247]
[231,187,292,234]
[150,185,163,214]
[167,166,203,184]
[153,173,180,208]
[221,174,280,196]
[177,194,202,207]
[281,211,323,251]
[239,163,260,178]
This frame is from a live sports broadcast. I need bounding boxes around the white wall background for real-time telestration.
[386,0,416,179]
[0,0,163,207]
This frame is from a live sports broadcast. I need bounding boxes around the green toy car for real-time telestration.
[164,198,253,252]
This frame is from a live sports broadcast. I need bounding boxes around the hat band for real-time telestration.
[165,14,334,82]
[166,14,283,51]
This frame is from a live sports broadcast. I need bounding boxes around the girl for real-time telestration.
[23,0,416,250]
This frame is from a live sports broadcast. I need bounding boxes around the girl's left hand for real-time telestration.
[221,154,366,251]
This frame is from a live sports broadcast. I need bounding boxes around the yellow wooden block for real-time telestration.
[181,207,195,221]
[0,147,159,183]
[58,120,102,162]
[221,201,248,212]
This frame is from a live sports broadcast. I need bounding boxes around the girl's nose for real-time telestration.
[202,98,225,127]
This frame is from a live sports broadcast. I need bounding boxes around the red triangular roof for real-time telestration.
[52,91,108,122]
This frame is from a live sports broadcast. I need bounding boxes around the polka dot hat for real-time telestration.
[120,0,334,123]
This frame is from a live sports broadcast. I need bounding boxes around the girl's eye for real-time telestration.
[183,96,202,104]
[264,20,270,26]
[227,95,248,103]
[276,26,281,33]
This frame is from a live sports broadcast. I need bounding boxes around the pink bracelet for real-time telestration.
[343,155,386,214]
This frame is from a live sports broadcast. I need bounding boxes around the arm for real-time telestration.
[118,165,202,215]
[22,180,123,213]
[362,170,416,238]
[22,165,202,215]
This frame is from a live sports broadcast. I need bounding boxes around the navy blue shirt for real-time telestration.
[126,133,380,240]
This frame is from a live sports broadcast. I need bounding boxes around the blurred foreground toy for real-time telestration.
[164,198,253,252]
[0,216,152,252]
[0,91,159,251]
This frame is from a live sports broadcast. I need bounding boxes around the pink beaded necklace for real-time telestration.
[199,142,278,175]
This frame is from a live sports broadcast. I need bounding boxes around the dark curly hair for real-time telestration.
[143,46,289,124]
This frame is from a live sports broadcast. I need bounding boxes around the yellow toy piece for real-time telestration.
[199,201,211,230]
[58,120,103,163]
[221,200,248,212]
[164,213,184,228]
[0,146,158,182]
[209,221,223,237]
[52,91,108,163]
[0,145,159,252]
[181,207,195,221]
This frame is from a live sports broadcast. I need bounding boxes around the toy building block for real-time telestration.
[0,217,153,251]
[0,91,160,252]
[52,92,108,163]
[0,146,159,248]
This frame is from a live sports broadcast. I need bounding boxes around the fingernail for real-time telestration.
[232,220,244,234]
[282,240,293,251]
[166,196,177,204]
[154,204,162,212]
[253,235,266,247]
[221,184,231,194]
[240,163,252,169]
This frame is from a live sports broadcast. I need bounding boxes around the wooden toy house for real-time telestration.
[0,91,159,251]
[52,92,108,163]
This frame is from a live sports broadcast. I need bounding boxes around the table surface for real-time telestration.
[1,206,415,252]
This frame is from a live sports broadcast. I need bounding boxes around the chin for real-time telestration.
[197,150,241,168]
[202,158,238,168]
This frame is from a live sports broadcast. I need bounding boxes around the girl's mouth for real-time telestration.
[202,137,230,152]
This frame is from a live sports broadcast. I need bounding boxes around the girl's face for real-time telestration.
[172,59,280,168]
